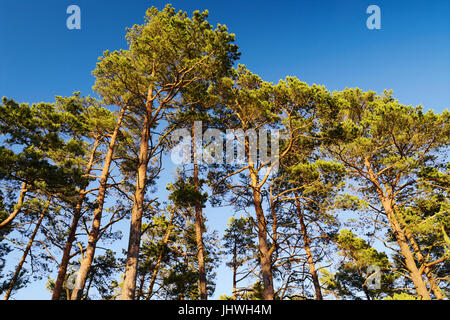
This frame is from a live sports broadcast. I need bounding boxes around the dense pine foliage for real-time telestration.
[0,5,448,300]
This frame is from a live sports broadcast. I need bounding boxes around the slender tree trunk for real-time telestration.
[121,107,151,300]
[3,210,45,300]
[83,273,94,300]
[249,168,274,300]
[364,158,431,300]
[144,251,165,300]
[406,232,443,299]
[244,132,275,300]
[232,241,238,300]
[246,132,274,301]
[362,278,372,300]
[395,208,444,300]
[193,204,208,299]
[0,182,28,230]
[381,199,431,300]
[192,122,208,300]
[253,190,274,300]
[294,195,323,300]
[136,273,146,300]
[52,138,100,300]
[145,212,175,300]
[70,107,126,300]
[145,259,160,300]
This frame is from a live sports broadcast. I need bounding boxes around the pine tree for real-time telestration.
[85,5,238,299]
[222,216,257,299]
[326,88,449,299]
[321,229,397,300]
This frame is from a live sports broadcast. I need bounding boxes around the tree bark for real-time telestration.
[249,168,274,300]
[121,106,152,300]
[245,131,274,301]
[395,209,444,300]
[3,210,45,300]
[0,182,28,230]
[363,158,431,300]
[362,280,372,300]
[232,240,238,300]
[381,199,431,300]
[254,191,274,300]
[70,107,126,300]
[192,122,208,300]
[294,195,323,300]
[52,138,100,300]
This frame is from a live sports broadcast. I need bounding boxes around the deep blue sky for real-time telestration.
[1,0,449,111]
[0,0,449,299]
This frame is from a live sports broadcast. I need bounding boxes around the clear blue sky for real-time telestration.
[0,0,449,299]
[1,0,449,111]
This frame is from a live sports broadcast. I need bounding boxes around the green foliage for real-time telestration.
[221,216,257,298]
[167,178,208,209]
[93,4,239,109]
[87,250,122,300]
[1,4,448,301]
[158,220,218,300]
[222,216,256,259]
[322,230,397,300]
[237,281,282,300]
[384,293,420,300]
[335,229,390,267]
[325,87,449,298]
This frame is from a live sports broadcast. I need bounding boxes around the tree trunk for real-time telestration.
[0,182,28,230]
[70,107,126,300]
[246,132,274,301]
[249,172,274,299]
[192,122,208,300]
[121,108,151,300]
[52,138,100,300]
[362,278,372,300]
[294,195,323,300]
[136,273,146,300]
[232,240,238,300]
[144,253,162,300]
[254,191,274,300]
[145,212,175,300]
[3,210,45,300]
[364,158,431,300]
[395,208,444,300]
[193,204,207,299]
[381,199,431,300]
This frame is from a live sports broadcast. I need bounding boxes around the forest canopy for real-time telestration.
[0,4,448,301]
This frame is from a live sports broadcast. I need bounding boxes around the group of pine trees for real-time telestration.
[0,5,448,300]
